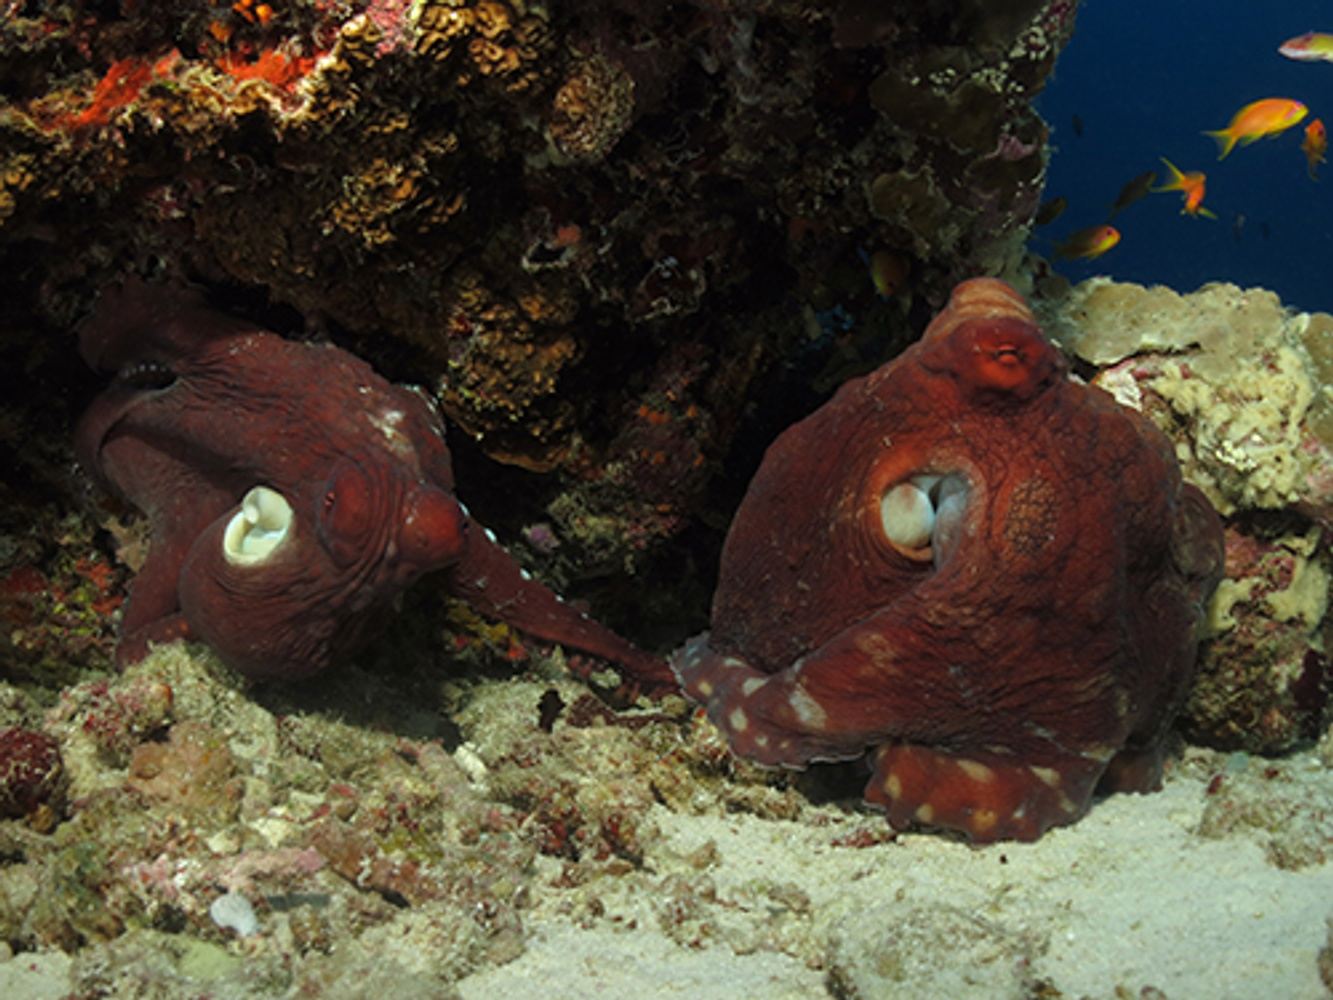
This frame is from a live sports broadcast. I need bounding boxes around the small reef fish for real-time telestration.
[1153,158,1216,218]
[1107,170,1157,219]
[1279,32,1333,62]
[1055,224,1120,260]
[867,249,910,298]
[1034,195,1067,227]
[1204,98,1308,159]
[1071,114,1084,137]
[1302,118,1327,179]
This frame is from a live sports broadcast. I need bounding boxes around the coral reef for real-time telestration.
[1038,279,1333,753]
[0,0,1075,615]
[0,643,796,990]
[0,598,1327,997]
[5,1,1327,991]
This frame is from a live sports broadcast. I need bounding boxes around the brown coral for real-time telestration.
[548,53,636,163]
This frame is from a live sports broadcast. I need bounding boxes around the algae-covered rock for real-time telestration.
[1041,279,1331,522]
[1040,278,1332,753]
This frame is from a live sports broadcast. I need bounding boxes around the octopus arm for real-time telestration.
[447,525,675,689]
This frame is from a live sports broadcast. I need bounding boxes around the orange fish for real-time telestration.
[1303,118,1327,179]
[1055,224,1120,260]
[1204,98,1308,159]
[1153,158,1216,219]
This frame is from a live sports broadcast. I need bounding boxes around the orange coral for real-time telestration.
[215,48,315,90]
[61,52,179,129]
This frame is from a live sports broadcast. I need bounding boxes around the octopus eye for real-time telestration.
[879,474,969,567]
[223,486,294,567]
[318,461,375,566]
[117,358,176,390]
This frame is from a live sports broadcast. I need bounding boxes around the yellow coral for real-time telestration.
[1047,279,1330,516]
[0,154,36,225]
[414,0,551,91]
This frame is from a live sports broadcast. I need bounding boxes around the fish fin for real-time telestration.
[1151,157,1185,192]
[1202,130,1236,160]
[1197,206,1218,220]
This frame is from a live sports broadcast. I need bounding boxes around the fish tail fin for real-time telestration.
[1203,129,1236,160]
[1152,157,1185,192]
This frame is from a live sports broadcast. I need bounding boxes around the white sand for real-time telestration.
[459,752,1333,1000]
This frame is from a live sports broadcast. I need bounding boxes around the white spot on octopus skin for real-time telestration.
[969,810,999,835]
[1029,765,1062,788]
[368,407,406,446]
[741,676,766,696]
[728,706,749,733]
[787,686,828,731]
[954,759,996,783]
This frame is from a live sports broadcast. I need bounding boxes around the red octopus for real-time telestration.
[672,278,1224,842]
[76,278,671,687]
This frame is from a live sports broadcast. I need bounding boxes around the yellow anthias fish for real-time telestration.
[1279,32,1333,62]
[1055,224,1120,260]
[1204,98,1308,159]
[1303,118,1327,179]
[1153,158,1216,218]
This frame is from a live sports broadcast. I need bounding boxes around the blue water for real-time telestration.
[1035,0,1333,312]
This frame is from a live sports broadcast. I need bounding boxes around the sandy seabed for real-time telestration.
[454,754,1333,1000]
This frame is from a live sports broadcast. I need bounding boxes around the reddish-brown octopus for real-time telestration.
[75,278,671,688]
[671,278,1224,842]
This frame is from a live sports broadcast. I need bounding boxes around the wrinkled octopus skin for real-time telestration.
[671,278,1224,842]
[76,279,671,687]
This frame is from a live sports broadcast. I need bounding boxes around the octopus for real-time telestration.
[672,278,1224,842]
[75,278,672,687]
